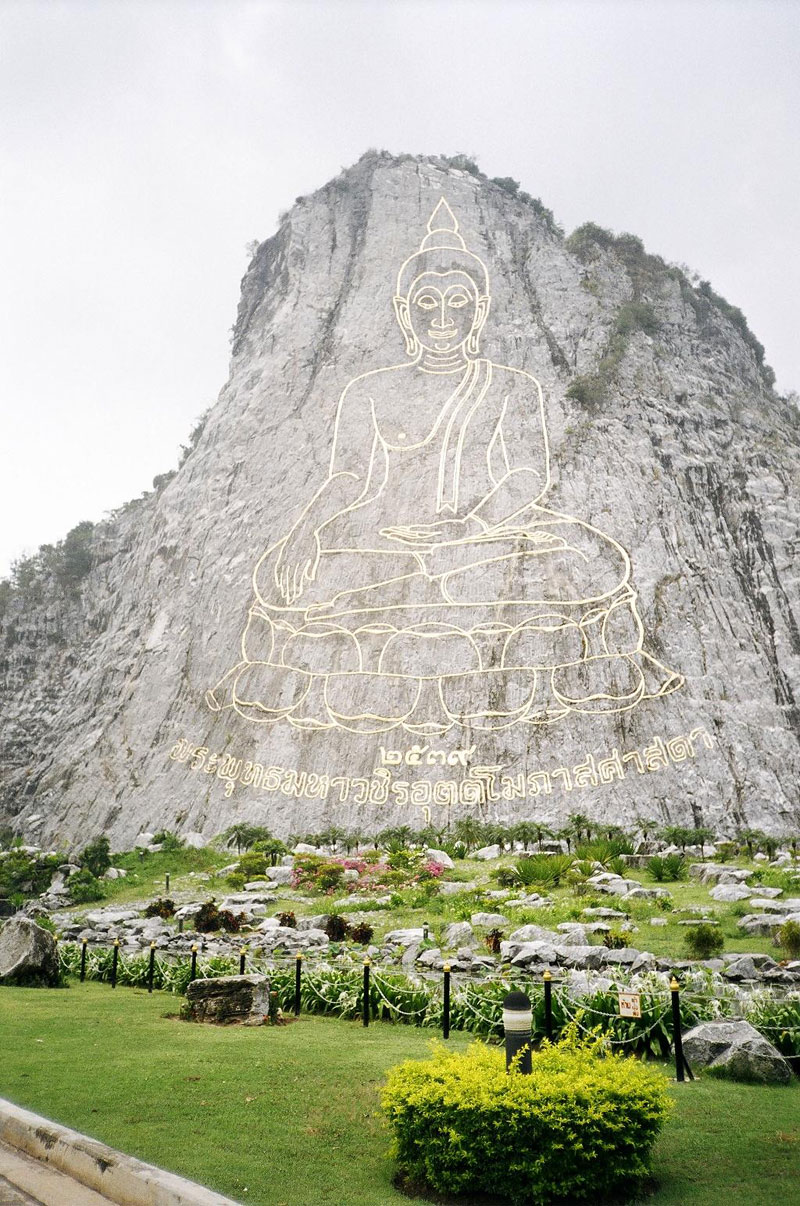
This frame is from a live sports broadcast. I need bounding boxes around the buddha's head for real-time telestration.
[394,199,490,360]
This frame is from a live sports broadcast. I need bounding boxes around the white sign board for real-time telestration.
[618,992,642,1019]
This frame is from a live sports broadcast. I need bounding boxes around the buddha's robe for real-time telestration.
[208,358,681,732]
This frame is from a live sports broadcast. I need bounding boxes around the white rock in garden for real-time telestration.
[443,921,475,948]
[470,912,508,928]
[439,881,477,895]
[509,924,560,943]
[264,866,293,884]
[682,1020,791,1084]
[582,907,627,919]
[85,908,138,926]
[425,848,454,869]
[298,928,329,947]
[293,843,319,855]
[650,917,668,926]
[134,833,155,848]
[748,899,788,912]
[258,917,280,930]
[475,845,501,860]
[554,926,590,947]
[754,853,768,862]
[296,914,329,930]
[384,928,426,946]
[501,939,558,966]
[737,913,784,935]
[709,882,753,902]
[717,868,754,884]
[550,945,596,969]
[343,869,360,881]
[752,886,783,898]
[183,832,207,849]
[622,887,670,900]
[173,903,203,920]
[600,879,642,896]
[0,917,60,986]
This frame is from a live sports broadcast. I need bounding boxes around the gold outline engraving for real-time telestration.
[207,199,683,734]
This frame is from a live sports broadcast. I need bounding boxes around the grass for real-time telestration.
[0,982,798,1205]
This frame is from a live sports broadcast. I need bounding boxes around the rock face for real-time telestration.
[185,974,270,1024]
[682,1019,792,1084]
[1,151,799,846]
[0,916,60,986]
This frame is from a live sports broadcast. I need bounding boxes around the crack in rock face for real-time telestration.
[1,153,799,846]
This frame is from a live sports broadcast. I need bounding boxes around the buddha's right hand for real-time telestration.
[274,528,321,604]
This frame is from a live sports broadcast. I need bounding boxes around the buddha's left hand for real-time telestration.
[381,516,489,547]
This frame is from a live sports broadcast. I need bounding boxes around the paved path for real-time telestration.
[0,1141,115,1205]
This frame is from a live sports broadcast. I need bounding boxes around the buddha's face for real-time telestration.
[394,270,489,359]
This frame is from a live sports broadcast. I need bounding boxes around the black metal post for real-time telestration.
[671,976,685,1083]
[80,938,87,982]
[190,944,197,983]
[111,940,119,989]
[165,873,170,893]
[443,964,451,1040]
[148,943,155,993]
[239,947,247,975]
[503,990,532,1074]
[543,968,553,1041]
[362,958,371,1027]
[294,953,302,1016]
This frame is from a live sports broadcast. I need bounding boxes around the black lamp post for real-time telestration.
[503,989,532,1074]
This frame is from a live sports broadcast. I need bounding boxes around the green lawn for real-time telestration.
[0,982,798,1205]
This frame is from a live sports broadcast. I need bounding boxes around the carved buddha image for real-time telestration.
[207,199,683,734]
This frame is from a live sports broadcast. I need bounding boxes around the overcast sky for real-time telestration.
[1,0,798,577]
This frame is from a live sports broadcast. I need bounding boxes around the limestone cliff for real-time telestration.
[2,152,798,847]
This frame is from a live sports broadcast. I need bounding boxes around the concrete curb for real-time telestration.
[0,1099,241,1206]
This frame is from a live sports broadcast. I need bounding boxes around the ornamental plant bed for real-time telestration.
[382,1029,671,1205]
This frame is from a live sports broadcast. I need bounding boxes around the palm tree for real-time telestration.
[567,813,596,844]
[223,823,260,854]
[453,817,484,853]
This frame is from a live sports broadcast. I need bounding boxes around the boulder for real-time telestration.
[475,844,501,860]
[425,848,454,869]
[738,913,784,936]
[709,882,752,902]
[439,881,477,895]
[682,1020,792,1084]
[0,916,60,986]
[293,843,320,855]
[751,886,783,899]
[723,955,780,981]
[384,927,426,946]
[264,865,293,885]
[501,939,558,967]
[509,924,561,943]
[134,832,155,848]
[582,907,628,919]
[622,887,671,901]
[443,921,475,948]
[182,832,207,849]
[747,899,788,913]
[185,974,270,1024]
[470,912,508,928]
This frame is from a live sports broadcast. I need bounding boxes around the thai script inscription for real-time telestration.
[168,727,713,808]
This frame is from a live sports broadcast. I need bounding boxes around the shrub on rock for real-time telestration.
[382,1030,670,1204]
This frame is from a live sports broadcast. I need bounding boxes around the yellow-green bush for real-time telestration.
[381,1030,670,1204]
